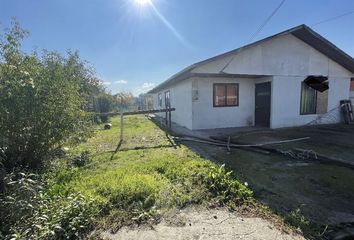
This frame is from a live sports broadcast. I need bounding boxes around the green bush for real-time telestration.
[0,148,5,193]
[0,172,41,235]
[93,94,116,123]
[0,21,101,170]
[70,151,90,168]
[0,172,100,240]
[285,208,322,237]
[202,164,252,206]
[164,161,252,207]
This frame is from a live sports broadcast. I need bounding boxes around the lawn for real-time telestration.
[75,115,170,153]
[47,115,252,237]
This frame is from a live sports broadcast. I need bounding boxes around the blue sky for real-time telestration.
[1,0,354,95]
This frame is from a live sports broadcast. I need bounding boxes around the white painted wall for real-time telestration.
[191,77,256,130]
[152,75,350,130]
[152,80,193,129]
[151,32,354,130]
[271,76,316,128]
[192,33,354,79]
[271,76,350,128]
[328,77,351,119]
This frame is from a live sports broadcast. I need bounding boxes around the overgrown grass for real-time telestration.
[1,115,253,239]
[75,115,169,153]
[51,146,252,207]
[55,116,252,232]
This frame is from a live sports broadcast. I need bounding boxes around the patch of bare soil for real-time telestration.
[100,206,304,240]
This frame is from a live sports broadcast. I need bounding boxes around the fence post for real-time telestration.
[165,108,168,126]
[120,112,124,142]
[168,106,172,129]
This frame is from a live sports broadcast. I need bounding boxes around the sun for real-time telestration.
[134,0,151,5]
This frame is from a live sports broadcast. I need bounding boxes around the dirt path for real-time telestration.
[101,207,303,240]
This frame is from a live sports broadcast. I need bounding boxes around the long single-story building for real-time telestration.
[148,24,354,130]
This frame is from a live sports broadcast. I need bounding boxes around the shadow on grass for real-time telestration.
[108,142,177,160]
[147,117,354,239]
[118,144,176,152]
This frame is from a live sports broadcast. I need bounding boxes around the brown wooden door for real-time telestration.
[255,82,271,127]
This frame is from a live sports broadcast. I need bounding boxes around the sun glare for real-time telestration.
[135,0,151,5]
[130,0,191,48]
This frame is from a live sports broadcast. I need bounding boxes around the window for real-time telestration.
[164,90,170,108]
[351,78,354,91]
[300,76,329,115]
[213,83,238,107]
[300,82,317,114]
[158,93,162,107]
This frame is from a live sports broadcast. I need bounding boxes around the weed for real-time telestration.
[202,164,253,207]
[70,151,90,167]
[2,115,253,238]
[0,172,101,239]
[285,207,322,239]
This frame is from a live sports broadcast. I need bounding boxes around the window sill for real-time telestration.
[213,105,239,108]
[300,113,317,115]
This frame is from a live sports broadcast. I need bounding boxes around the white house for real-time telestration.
[148,25,354,130]
[351,79,354,105]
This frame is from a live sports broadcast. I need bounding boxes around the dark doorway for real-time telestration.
[255,82,271,127]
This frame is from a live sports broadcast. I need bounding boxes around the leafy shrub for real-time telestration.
[0,149,5,193]
[286,208,310,229]
[164,161,252,207]
[0,172,41,235]
[70,151,90,168]
[94,94,116,123]
[92,115,102,124]
[0,166,4,193]
[0,21,101,170]
[202,164,252,205]
[0,172,100,240]
[285,207,321,237]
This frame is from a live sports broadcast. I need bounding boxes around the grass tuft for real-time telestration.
[46,115,253,235]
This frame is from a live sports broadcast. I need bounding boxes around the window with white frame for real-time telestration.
[158,93,162,107]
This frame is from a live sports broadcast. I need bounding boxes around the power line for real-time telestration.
[312,10,354,27]
[248,0,286,43]
[221,0,286,73]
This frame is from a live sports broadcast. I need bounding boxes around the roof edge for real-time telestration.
[148,24,354,94]
[148,24,306,94]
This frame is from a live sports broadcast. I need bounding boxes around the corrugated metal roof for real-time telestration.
[148,24,354,94]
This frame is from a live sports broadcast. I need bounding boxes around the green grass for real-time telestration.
[75,115,169,153]
[48,115,252,234]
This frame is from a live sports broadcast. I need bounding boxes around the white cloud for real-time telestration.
[114,80,128,84]
[133,82,155,96]
[101,79,128,86]
[141,82,155,90]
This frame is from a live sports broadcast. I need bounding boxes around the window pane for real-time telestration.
[165,91,170,107]
[158,94,162,107]
[226,85,237,105]
[350,78,354,91]
[301,82,316,114]
[214,85,226,106]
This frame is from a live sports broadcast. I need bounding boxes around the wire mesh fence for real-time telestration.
[82,115,171,154]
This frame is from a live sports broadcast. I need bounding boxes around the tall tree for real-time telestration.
[0,21,103,169]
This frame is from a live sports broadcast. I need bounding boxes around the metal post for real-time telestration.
[168,106,172,129]
[165,108,168,126]
[120,112,124,142]
[227,136,231,153]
